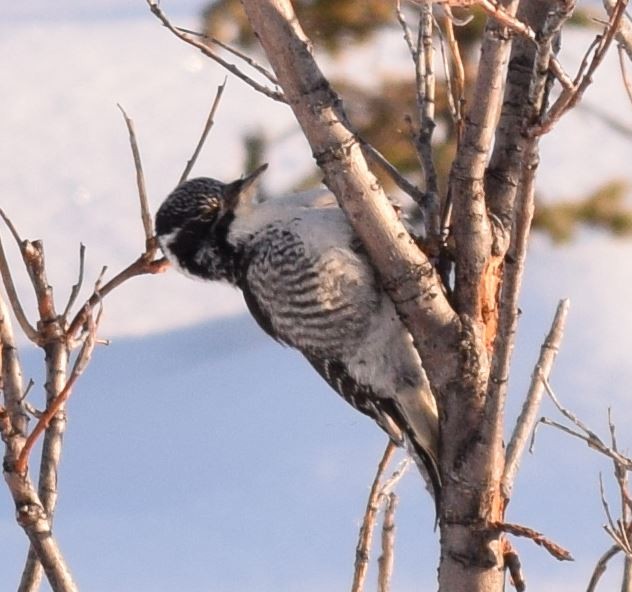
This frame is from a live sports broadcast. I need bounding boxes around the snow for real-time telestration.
[1,2,632,591]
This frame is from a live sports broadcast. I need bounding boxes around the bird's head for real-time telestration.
[155,164,268,282]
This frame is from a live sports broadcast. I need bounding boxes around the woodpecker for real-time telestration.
[155,165,441,504]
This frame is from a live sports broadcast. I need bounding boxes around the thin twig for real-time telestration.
[66,253,168,341]
[535,413,632,471]
[377,493,398,592]
[435,19,459,125]
[351,441,397,592]
[118,105,153,245]
[600,474,627,550]
[379,457,413,497]
[180,80,227,184]
[0,213,39,343]
[429,0,537,40]
[502,537,526,592]
[410,0,440,235]
[16,303,101,475]
[586,544,621,592]
[176,27,279,84]
[361,141,427,204]
[146,0,285,103]
[61,243,86,322]
[603,0,632,60]
[442,15,465,126]
[396,0,416,56]
[502,299,570,498]
[535,0,630,135]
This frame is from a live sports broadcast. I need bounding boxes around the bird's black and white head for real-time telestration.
[155,164,267,284]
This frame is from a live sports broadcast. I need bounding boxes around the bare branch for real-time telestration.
[535,0,630,136]
[623,557,632,592]
[490,521,573,561]
[599,474,628,550]
[603,0,632,60]
[409,0,440,237]
[360,141,427,204]
[179,80,227,184]
[66,253,168,341]
[396,0,416,55]
[0,295,28,436]
[2,297,78,591]
[435,19,459,127]
[175,27,279,85]
[146,0,285,103]
[377,493,398,592]
[118,104,153,245]
[536,412,632,470]
[502,299,570,498]
[0,213,39,343]
[502,538,526,592]
[61,243,86,321]
[16,303,101,475]
[619,45,632,105]
[587,544,622,592]
[379,457,412,497]
[448,0,525,319]
[351,441,396,592]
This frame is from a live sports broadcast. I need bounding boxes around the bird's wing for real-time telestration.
[239,221,379,359]
[304,357,404,445]
[239,220,441,503]
[239,222,402,443]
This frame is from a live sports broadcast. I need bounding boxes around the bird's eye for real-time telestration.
[199,197,220,219]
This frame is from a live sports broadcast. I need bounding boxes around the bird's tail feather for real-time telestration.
[387,388,441,521]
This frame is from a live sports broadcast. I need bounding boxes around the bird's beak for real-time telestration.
[224,163,268,211]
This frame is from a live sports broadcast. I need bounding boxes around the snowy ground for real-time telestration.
[1,1,632,591]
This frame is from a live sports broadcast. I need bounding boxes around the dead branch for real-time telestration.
[118,104,153,245]
[448,0,524,319]
[360,141,427,205]
[0,213,39,343]
[483,0,564,475]
[502,299,570,498]
[65,252,167,342]
[66,106,169,340]
[351,441,397,592]
[180,79,227,183]
[146,0,285,103]
[378,457,412,497]
[490,521,574,561]
[377,493,398,592]
[396,0,416,56]
[435,18,459,130]
[411,0,440,237]
[534,0,630,136]
[539,378,632,470]
[61,243,86,321]
[175,27,279,85]
[587,544,622,592]
[1,296,78,592]
[502,538,526,592]
[603,0,632,60]
[16,304,101,475]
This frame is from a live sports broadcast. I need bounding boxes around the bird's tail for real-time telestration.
[387,387,441,520]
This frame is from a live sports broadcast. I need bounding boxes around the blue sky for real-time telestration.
[2,1,632,591]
